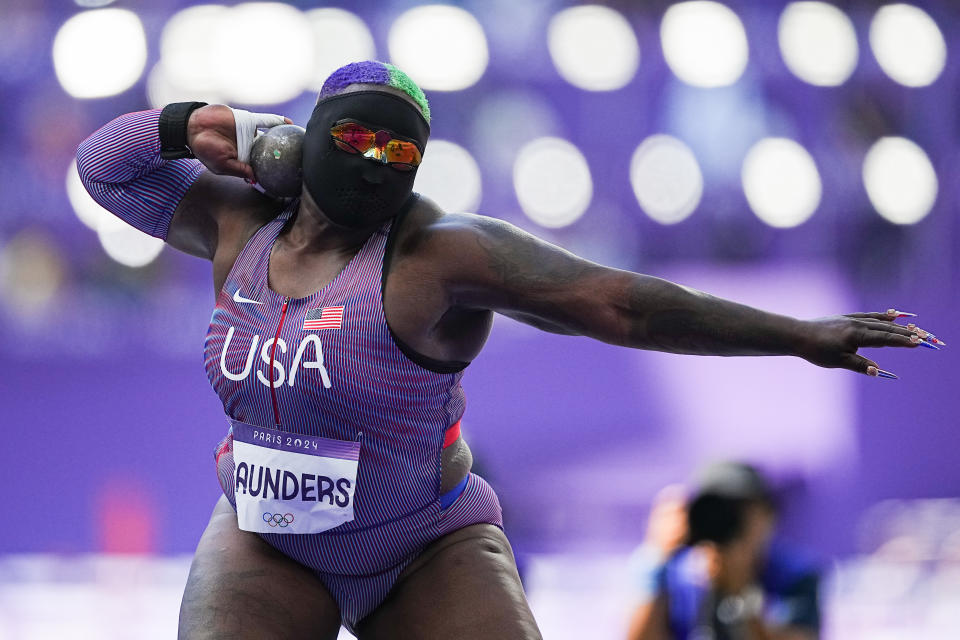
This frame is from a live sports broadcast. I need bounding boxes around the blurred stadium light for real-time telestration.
[388,5,489,91]
[210,3,314,104]
[629,135,703,225]
[778,2,859,87]
[742,138,822,229]
[414,140,483,212]
[305,8,377,92]
[513,137,593,228]
[53,8,147,99]
[863,137,938,225]
[97,215,165,268]
[547,5,640,92]
[158,5,229,100]
[869,4,947,88]
[660,1,749,88]
[66,159,114,232]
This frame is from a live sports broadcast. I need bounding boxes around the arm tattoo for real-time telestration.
[644,308,743,353]
[472,218,593,292]
[625,280,788,355]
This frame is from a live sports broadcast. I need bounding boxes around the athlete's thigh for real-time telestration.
[179,495,341,640]
[357,524,542,640]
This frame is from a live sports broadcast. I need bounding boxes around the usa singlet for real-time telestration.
[77,111,502,632]
[204,196,502,630]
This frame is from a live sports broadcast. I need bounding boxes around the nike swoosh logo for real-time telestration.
[232,289,263,305]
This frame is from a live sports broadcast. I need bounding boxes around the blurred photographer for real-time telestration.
[627,463,820,640]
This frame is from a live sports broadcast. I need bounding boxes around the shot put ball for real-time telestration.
[250,124,305,198]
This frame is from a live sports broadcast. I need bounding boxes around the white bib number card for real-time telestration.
[230,420,360,534]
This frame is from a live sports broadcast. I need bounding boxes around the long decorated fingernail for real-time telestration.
[925,332,946,346]
[911,334,939,350]
[887,309,917,318]
[912,328,946,346]
[877,369,898,379]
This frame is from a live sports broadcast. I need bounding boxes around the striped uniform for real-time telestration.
[77,109,503,632]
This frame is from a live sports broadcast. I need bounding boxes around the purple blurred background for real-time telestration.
[0,0,958,635]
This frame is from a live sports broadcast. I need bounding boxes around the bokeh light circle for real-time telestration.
[869,4,946,88]
[146,61,224,109]
[513,138,593,228]
[211,3,314,104]
[66,159,114,232]
[97,216,165,268]
[630,135,703,224]
[53,8,147,98]
[388,5,488,91]
[70,161,165,267]
[742,138,822,228]
[160,5,229,94]
[779,2,858,87]
[547,5,640,91]
[661,1,749,88]
[306,8,376,91]
[863,137,937,225]
[413,140,482,212]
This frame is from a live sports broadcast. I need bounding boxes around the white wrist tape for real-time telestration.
[230,107,288,164]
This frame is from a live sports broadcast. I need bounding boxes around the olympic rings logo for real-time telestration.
[262,512,295,528]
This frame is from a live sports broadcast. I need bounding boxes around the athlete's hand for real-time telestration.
[796,309,941,378]
[186,104,292,181]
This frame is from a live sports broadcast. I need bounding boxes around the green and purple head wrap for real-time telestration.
[318,61,430,124]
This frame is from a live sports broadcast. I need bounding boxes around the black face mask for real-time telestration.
[302,91,430,229]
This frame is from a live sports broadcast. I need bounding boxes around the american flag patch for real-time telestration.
[303,306,343,331]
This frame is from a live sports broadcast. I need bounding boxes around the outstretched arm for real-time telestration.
[433,213,929,376]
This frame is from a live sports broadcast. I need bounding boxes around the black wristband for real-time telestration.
[159,101,208,159]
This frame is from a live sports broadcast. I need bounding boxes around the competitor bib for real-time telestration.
[230,419,360,534]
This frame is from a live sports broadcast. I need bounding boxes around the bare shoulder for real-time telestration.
[396,197,521,268]
[400,199,601,292]
[389,193,447,255]
[390,197,504,281]
[404,198,506,240]
[392,196,617,339]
